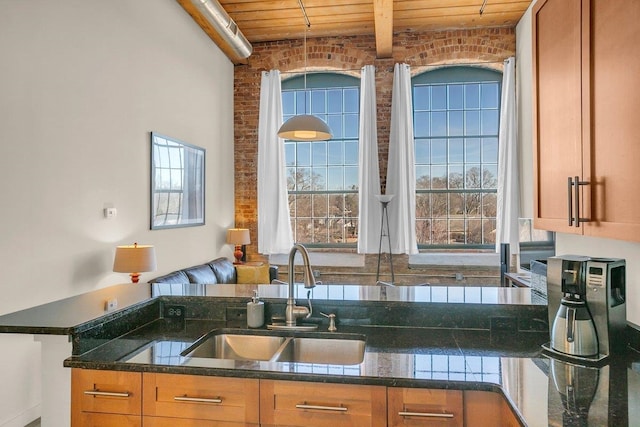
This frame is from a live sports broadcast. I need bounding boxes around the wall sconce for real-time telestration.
[113,243,157,283]
[227,228,251,264]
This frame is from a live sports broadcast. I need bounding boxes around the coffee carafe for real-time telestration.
[551,295,598,357]
[545,256,626,363]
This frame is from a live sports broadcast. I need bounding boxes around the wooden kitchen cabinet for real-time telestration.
[260,379,387,427]
[463,391,520,427]
[143,372,259,426]
[388,387,463,427]
[533,0,640,241]
[71,368,142,427]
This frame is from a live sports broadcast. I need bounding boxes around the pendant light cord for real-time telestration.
[298,0,311,112]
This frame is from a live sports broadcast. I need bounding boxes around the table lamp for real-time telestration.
[113,243,157,283]
[227,228,250,264]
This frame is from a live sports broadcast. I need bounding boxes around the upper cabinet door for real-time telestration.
[532,0,585,234]
[585,0,640,241]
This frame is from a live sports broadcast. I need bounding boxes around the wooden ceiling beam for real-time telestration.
[373,0,393,58]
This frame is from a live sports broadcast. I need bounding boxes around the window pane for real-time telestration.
[285,143,295,166]
[465,138,481,162]
[482,137,498,162]
[432,85,447,110]
[449,139,464,163]
[297,194,311,216]
[449,193,464,215]
[344,114,358,138]
[432,139,447,164]
[327,90,342,113]
[345,166,358,189]
[416,139,430,164]
[448,85,464,109]
[414,111,430,137]
[416,166,430,189]
[311,90,326,114]
[297,167,311,190]
[283,91,295,115]
[344,88,359,112]
[313,194,328,217]
[414,85,430,110]
[432,166,447,189]
[467,219,482,244]
[448,165,464,189]
[465,84,480,109]
[466,193,482,216]
[431,112,447,136]
[432,194,448,217]
[465,165,481,188]
[327,115,343,139]
[481,83,499,108]
[312,167,326,190]
[449,111,463,136]
[328,141,343,165]
[483,164,498,188]
[465,111,480,135]
[312,142,326,166]
[327,166,343,190]
[296,91,308,114]
[297,142,311,166]
[345,141,358,164]
[481,110,499,135]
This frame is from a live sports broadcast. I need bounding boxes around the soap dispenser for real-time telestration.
[247,290,264,328]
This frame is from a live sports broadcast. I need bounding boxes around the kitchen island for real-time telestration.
[1,283,638,426]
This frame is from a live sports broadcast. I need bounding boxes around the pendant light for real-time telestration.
[277,0,333,142]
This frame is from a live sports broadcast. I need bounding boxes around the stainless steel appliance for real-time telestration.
[545,255,626,363]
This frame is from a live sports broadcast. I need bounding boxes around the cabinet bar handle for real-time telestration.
[84,390,130,398]
[574,175,581,227]
[174,395,222,404]
[399,411,455,418]
[295,403,348,412]
[567,177,574,226]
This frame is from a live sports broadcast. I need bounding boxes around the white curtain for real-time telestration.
[257,70,293,254]
[357,65,382,254]
[496,57,520,254]
[386,63,418,255]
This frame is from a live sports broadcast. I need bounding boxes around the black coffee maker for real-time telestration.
[544,255,626,363]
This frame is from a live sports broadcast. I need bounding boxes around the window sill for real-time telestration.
[409,252,500,268]
[268,252,365,267]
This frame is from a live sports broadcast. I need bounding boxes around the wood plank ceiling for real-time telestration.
[179,0,532,63]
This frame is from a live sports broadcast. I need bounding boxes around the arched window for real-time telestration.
[412,67,502,248]
[282,73,360,246]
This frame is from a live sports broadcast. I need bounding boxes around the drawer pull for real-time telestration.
[399,411,455,418]
[174,395,222,404]
[84,389,130,398]
[296,403,348,412]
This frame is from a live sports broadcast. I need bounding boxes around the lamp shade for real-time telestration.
[227,228,251,245]
[113,244,157,283]
[277,115,333,141]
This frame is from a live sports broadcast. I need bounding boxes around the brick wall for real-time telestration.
[233,27,515,284]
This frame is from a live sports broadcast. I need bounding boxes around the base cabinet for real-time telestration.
[71,369,521,427]
[260,379,387,427]
[388,388,463,426]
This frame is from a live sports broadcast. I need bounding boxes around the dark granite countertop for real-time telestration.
[1,283,638,426]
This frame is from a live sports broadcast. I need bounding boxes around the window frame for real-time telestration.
[282,73,361,248]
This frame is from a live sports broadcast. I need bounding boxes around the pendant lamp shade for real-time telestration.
[278,114,333,141]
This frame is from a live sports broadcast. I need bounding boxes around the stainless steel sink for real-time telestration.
[272,337,366,365]
[181,329,366,365]
[181,333,287,361]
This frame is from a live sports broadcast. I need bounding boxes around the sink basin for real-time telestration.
[273,337,366,365]
[182,333,287,361]
[181,329,366,365]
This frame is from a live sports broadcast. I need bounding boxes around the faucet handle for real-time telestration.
[320,312,337,332]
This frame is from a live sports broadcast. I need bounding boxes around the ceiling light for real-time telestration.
[277,0,332,142]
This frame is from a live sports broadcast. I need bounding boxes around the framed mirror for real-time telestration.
[151,132,205,229]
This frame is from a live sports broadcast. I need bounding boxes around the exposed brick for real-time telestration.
[233,28,515,272]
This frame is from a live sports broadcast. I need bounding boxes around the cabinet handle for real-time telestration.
[84,389,130,398]
[567,177,574,226]
[399,411,455,418]
[574,175,581,227]
[174,395,222,404]
[295,403,348,412]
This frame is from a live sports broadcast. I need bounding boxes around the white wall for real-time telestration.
[516,2,640,327]
[0,0,235,425]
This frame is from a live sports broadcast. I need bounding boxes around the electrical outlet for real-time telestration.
[164,304,186,319]
[104,298,118,312]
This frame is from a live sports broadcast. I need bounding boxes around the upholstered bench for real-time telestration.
[148,257,278,285]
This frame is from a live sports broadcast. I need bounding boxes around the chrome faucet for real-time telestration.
[286,244,316,327]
